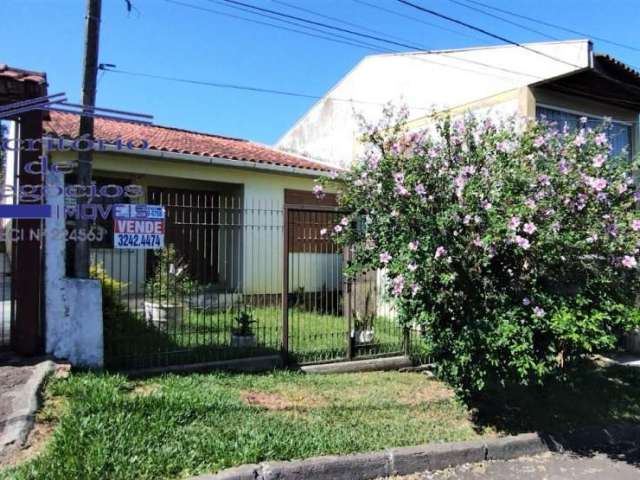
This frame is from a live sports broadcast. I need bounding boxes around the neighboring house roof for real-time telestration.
[0,64,48,104]
[0,64,47,85]
[43,111,333,172]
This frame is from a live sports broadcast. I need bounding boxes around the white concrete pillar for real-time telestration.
[44,171,103,367]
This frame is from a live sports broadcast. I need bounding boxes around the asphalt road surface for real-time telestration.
[390,446,640,480]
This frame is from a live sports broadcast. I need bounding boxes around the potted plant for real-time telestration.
[231,310,257,348]
[144,244,195,328]
[352,312,375,344]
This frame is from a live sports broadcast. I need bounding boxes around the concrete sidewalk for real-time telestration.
[394,448,640,479]
[0,358,56,465]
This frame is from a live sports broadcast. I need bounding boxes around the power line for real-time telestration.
[101,66,640,125]
[461,0,640,54]
[396,0,582,69]
[167,0,542,81]
[216,0,543,80]
[163,0,383,52]
[446,0,559,41]
[99,66,438,110]
[206,0,391,50]
[271,0,418,45]
[218,0,423,51]
[352,0,487,43]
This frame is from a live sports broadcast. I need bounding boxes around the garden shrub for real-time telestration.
[90,263,170,363]
[319,108,640,395]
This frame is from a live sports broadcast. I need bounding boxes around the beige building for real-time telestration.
[277,39,640,167]
[43,111,339,295]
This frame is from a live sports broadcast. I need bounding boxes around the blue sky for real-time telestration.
[1,0,639,144]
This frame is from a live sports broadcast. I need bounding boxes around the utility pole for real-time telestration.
[74,0,102,278]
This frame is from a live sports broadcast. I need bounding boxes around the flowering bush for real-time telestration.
[320,109,640,395]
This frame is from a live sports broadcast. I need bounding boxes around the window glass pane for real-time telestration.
[536,107,631,159]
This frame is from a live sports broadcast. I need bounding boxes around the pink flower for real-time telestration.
[595,132,608,146]
[320,228,328,236]
[481,199,492,210]
[514,235,530,250]
[622,255,637,269]
[434,246,447,259]
[558,160,570,175]
[392,275,405,296]
[508,216,521,231]
[367,151,381,169]
[496,140,513,153]
[379,252,392,265]
[525,199,536,209]
[313,184,325,199]
[632,220,640,232]
[395,185,410,197]
[333,225,343,233]
[415,183,426,197]
[408,262,418,272]
[410,283,420,296]
[533,306,545,318]
[533,136,545,148]
[592,154,606,168]
[573,133,586,147]
[588,177,608,192]
[408,240,419,251]
[523,222,537,235]
[340,216,349,226]
[538,175,551,187]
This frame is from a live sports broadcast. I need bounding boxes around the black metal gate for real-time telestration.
[283,208,407,364]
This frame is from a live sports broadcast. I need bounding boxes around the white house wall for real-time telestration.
[278,40,591,167]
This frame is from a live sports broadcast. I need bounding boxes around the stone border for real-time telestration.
[123,355,284,379]
[0,360,55,457]
[191,425,640,480]
[299,356,413,374]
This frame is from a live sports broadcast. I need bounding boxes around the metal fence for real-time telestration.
[89,193,422,370]
[0,247,12,351]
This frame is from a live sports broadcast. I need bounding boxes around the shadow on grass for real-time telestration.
[468,358,640,468]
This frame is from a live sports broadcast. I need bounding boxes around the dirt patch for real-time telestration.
[0,418,55,468]
[130,383,160,397]
[240,390,326,411]
[396,381,455,405]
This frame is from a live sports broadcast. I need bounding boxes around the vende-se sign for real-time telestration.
[113,204,165,249]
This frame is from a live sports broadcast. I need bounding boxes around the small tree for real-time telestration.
[320,108,640,396]
[146,244,195,304]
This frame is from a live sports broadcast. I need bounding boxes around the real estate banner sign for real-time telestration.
[113,204,165,249]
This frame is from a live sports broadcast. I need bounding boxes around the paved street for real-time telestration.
[391,449,640,480]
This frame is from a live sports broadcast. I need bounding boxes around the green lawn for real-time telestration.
[107,306,406,369]
[1,371,481,480]
[4,361,640,480]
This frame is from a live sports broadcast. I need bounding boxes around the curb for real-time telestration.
[0,360,55,457]
[190,425,640,480]
[299,356,413,374]
[123,355,284,378]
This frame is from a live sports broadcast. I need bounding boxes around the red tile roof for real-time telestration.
[43,111,333,172]
[0,64,47,84]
